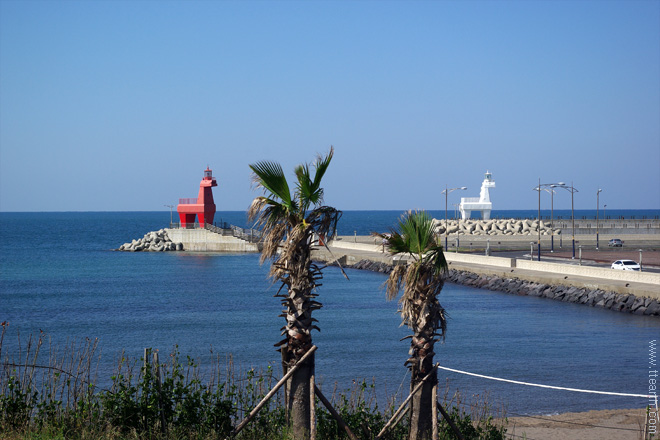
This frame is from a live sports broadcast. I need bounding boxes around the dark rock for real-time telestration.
[345,255,657,318]
[645,301,660,316]
[631,297,646,311]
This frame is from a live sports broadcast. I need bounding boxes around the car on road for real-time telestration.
[611,259,641,271]
[608,238,623,247]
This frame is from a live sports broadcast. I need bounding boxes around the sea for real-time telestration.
[1,210,659,417]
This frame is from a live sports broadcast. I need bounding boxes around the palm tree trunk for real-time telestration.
[281,244,316,439]
[409,377,434,440]
[286,351,313,439]
[409,334,437,440]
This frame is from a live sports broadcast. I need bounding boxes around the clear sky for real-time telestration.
[1,0,658,212]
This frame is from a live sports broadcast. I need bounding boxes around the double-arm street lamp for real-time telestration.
[552,182,579,259]
[533,180,564,261]
[596,189,602,249]
[537,186,557,252]
[442,185,467,250]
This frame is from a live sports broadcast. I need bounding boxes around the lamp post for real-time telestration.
[596,189,602,250]
[537,178,541,261]
[533,181,564,261]
[442,185,467,250]
[164,204,174,226]
[547,188,556,252]
[552,183,579,259]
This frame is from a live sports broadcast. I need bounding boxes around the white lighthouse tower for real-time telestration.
[460,171,496,220]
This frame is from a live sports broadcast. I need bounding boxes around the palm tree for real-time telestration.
[248,147,341,439]
[376,210,448,440]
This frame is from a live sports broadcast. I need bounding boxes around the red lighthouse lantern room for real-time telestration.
[177,167,218,228]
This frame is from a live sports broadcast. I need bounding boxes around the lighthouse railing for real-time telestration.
[461,197,480,203]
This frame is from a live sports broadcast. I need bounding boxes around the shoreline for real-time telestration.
[502,407,649,439]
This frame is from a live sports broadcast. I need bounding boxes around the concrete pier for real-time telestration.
[165,228,260,252]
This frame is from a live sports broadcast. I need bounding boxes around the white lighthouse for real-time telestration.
[459,171,495,220]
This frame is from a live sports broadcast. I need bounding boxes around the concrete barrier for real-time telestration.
[445,252,515,268]
[515,259,660,285]
[328,239,383,253]
[166,228,259,252]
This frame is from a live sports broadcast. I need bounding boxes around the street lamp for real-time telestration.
[442,186,467,250]
[164,204,175,226]
[546,187,556,252]
[533,180,564,261]
[552,182,579,259]
[596,189,602,249]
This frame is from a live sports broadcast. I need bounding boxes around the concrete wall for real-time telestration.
[515,259,660,285]
[444,252,515,268]
[329,239,383,253]
[166,228,259,252]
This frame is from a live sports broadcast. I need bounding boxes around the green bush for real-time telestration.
[1,334,507,440]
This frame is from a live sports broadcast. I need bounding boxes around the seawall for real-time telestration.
[328,258,660,316]
[313,236,660,316]
[165,228,259,252]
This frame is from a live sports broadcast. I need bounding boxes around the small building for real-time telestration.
[460,171,495,220]
[177,167,218,228]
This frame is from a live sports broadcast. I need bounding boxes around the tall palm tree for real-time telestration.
[376,210,448,440]
[248,147,341,439]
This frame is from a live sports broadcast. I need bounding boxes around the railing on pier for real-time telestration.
[168,222,263,243]
[229,225,262,243]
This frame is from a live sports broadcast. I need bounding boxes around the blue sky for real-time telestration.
[1,0,658,212]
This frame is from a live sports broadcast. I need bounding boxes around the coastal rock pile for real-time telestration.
[350,260,393,274]
[433,218,557,236]
[339,259,660,316]
[117,229,183,252]
[445,270,660,316]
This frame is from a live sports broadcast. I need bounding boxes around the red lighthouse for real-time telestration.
[177,167,218,227]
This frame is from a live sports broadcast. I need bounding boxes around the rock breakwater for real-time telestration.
[117,229,183,252]
[433,218,556,236]
[338,259,660,316]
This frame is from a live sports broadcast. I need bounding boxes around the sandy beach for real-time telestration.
[504,408,649,439]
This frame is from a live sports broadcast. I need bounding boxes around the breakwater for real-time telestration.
[433,218,660,236]
[340,259,660,316]
[117,229,183,252]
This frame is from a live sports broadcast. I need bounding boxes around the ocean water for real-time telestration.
[1,211,659,416]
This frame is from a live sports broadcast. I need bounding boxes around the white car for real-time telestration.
[611,260,641,271]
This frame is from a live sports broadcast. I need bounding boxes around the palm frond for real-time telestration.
[249,161,294,210]
[378,210,441,260]
[295,147,334,212]
[294,163,313,213]
[425,246,449,275]
[384,264,407,301]
[310,146,334,200]
[305,206,342,240]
